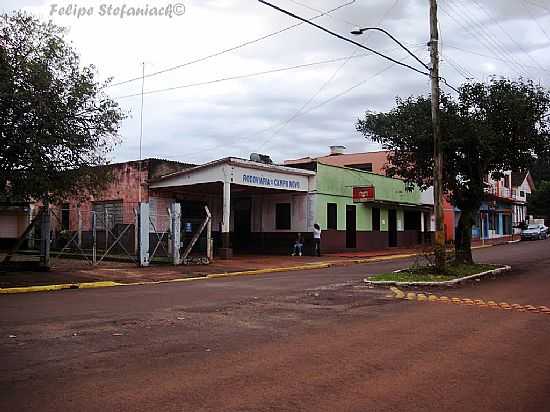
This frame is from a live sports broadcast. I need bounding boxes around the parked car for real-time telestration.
[521,223,549,240]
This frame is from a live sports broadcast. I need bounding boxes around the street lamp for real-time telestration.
[350,27,429,71]
[351,24,447,272]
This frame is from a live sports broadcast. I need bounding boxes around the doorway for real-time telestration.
[346,205,357,248]
[388,209,398,247]
[233,198,252,252]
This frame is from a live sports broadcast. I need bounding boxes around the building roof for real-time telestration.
[154,157,315,182]
[511,171,535,190]
[285,150,390,175]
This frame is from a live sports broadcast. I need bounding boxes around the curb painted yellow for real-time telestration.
[0,251,424,295]
[390,287,550,316]
[0,281,121,294]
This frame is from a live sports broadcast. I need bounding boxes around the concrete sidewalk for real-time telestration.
[0,239,507,291]
[0,247,425,289]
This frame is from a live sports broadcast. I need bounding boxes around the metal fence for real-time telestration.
[1,201,213,268]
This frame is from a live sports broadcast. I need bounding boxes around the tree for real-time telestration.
[0,12,125,203]
[528,180,550,220]
[356,78,550,265]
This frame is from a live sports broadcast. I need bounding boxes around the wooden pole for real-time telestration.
[430,0,446,272]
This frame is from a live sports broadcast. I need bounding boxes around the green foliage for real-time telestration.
[356,78,550,262]
[528,180,550,219]
[368,263,498,282]
[530,153,550,183]
[0,12,125,202]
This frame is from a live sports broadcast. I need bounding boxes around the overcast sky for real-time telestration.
[3,0,550,164]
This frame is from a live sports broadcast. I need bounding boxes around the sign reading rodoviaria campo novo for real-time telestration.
[242,174,301,189]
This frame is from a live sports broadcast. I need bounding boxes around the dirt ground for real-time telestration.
[2,240,550,411]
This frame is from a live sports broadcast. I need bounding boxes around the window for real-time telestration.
[327,203,337,230]
[93,201,123,230]
[372,207,381,231]
[504,175,510,188]
[61,203,70,230]
[520,190,525,197]
[404,211,421,230]
[275,203,291,230]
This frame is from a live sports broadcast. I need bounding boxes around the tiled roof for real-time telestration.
[285,151,390,174]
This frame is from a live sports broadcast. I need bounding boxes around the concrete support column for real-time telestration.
[138,202,150,267]
[219,180,232,259]
[170,203,181,265]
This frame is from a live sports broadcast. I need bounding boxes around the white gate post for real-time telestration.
[138,202,150,267]
[170,203,181,265]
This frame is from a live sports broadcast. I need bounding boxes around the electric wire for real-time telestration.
[159,56,409,161]
[114,53,389,100]
[440,3,525,76]
[255,0,402,151]
[257,0,431,77]
[443,44,550,74]
[521,0,550,44]
[103,0,356,89]
[445,0,530,76]
[469,0,546,72]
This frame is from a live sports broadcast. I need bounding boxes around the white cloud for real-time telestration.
[3,0,550,164]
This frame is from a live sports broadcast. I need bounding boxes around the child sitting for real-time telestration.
[292,233,304,256]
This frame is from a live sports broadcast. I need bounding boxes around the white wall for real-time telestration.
[248,192,308,233]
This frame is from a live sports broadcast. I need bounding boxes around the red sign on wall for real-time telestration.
[353,186,376,202]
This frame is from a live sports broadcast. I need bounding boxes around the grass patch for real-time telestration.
[368,263,499,283]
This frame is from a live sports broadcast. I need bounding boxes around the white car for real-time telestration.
[521,224,549,241]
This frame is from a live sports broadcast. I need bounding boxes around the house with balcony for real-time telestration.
[470,171,534,240]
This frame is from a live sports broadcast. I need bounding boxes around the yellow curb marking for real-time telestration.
[0,251,431,295]
[390,287,550,316]
[0,281,121,294]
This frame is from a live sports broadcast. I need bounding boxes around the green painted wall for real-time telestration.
[316,194,370,231]
[314,164,426,232]
[316,163,422,204]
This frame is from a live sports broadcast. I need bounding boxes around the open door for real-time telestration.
[388,209,398,247]
[346,205,357,248]
[233,198,252,253]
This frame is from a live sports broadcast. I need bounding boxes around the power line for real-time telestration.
[446,0,530,75]
[523,0,550,13]
[440,2,525,76]
[443,44,550,74]
[165,57,407,161]
[469,0,546,72]
[521,0,550,44]
[261,48,424,152]
[255,0,402,151]
[114,53,388,100]
[257,0,431,77]
[104,0,356,89]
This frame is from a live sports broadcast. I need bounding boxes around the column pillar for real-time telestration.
[170,203,181,265]
[138,202,150,267]
[219,180,232,259]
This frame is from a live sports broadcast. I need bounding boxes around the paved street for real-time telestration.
[1,240,550,412]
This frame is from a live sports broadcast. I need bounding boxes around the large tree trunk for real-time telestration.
[455,207,475,264]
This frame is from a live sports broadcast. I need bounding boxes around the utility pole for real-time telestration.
[429,0,446,272]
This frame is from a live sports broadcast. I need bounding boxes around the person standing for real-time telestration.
[313,223,321,257]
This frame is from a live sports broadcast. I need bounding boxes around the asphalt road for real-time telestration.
[2,240,550,411]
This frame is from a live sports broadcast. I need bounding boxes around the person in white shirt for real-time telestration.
[313,223,321,257]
